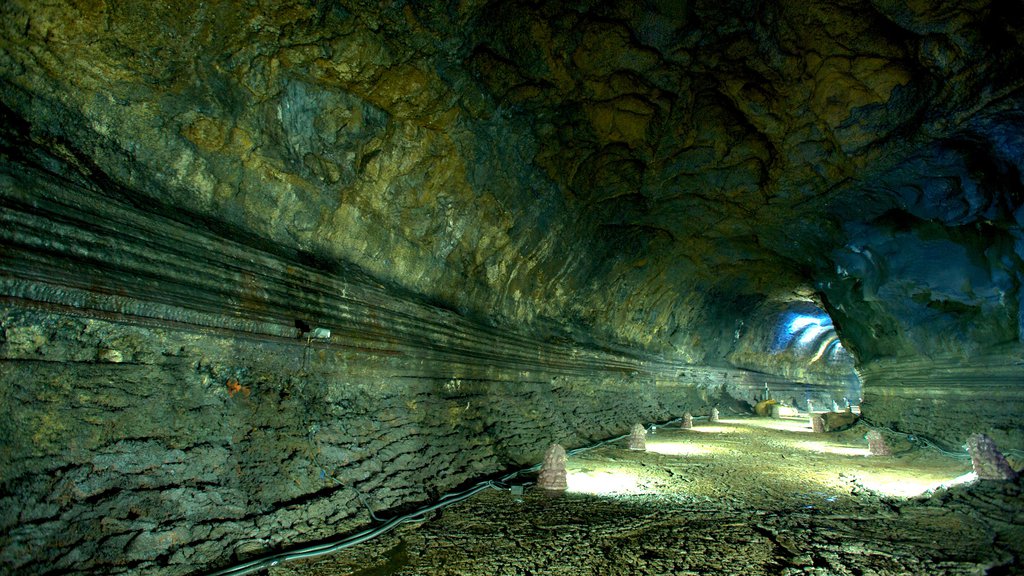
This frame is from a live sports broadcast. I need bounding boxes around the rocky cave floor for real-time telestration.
[268,418,1024,576]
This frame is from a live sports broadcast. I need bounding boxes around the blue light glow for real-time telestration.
[809,335,841,363]
[773,309,834,352]
[796,322,827,345]
[787,316,820,334]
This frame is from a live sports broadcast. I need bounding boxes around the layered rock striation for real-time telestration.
[0,146,718,574]
[1,0,1023,574]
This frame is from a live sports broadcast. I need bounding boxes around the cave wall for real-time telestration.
[726,300,859,393]
[0,303,707,575]
[2,0,1020,373]
[2,0,1024,573]
[817,119,1024,450]
[0,148,780,575]
[0,0,728,360]
[0,128,845,575]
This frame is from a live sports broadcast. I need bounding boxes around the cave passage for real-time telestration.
[771,304,862,408]
[1,0,1023,574]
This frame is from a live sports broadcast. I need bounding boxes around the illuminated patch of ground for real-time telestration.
[274,417,1023,576]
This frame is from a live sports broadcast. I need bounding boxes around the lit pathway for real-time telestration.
[274,417,1023,576]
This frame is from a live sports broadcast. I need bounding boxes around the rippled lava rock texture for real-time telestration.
[1,1,1022,574]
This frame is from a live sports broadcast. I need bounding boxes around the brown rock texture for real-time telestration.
[966,433,1020,481]
[812,416,826,434]
[866,430,893,456]
[270,420,1024,576]
[537,444,568,490]
[1,0,1020,373]
[822,410,859,432]
[627,423,647,451]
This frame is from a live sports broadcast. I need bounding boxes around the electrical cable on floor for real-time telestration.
[307,424,387,522]
[201,415,687,576]
[355,491,385,522]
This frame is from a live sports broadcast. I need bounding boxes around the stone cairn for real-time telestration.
[681,412,693,429]
[538,443,568,490]
[628,423,647,451]
[811,415,825,433]
[966,433,1019,481]
[709,407,720,423]
[866,430,892,456]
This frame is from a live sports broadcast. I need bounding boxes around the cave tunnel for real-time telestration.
[1,1,1023,574]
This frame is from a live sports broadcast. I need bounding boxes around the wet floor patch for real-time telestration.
[272,417,1023,576]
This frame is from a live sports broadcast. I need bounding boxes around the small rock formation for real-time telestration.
[821,411,858,431]
[709,407,720,422]
[628,423,647,451]
[866,430,892,456]
[966,433,1019,481]
[681,413,693,429]
[537,443,568,490]
[754,399,778,416]
[811,415,825,433]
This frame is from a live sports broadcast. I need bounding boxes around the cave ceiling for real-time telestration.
[1,0,1022,363]
[463,0,1022,287]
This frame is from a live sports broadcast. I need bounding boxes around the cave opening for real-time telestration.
[769,301,862,409]
[725,296,863,417]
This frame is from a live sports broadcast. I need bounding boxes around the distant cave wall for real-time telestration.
[725,299,861,408]
[818,123,1024,451]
